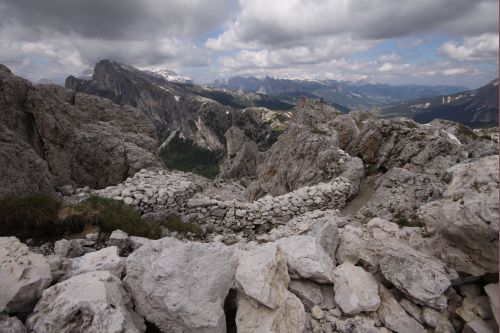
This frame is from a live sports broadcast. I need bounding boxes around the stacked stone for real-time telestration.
[184,177,351,232]
[93,169,208,214]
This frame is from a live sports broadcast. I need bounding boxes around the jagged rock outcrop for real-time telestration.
[418,155,499,276]
[0,64,161,195]
[26,271,145,333]
[124,237,238,333]
[219,127,259,180]
[357,167,445,223]
[246,99,364,199]
[0,237,52,314]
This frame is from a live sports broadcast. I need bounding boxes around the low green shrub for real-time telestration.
[0,193,63,240]
[0,194,161,240]
[164,215,203,236]
[64,196,162,239]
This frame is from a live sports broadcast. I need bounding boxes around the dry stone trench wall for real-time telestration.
[91,170,352,231]
[92,169,209,214]
[183,178,352,231]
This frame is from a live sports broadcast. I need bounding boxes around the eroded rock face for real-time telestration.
[0,237,52,314]
[26,271,144,333]
[332,262,381,315]
[419,155,499,276]
[220,127,259,180]
[0,64,161,195]
[379,249,454,310]
[358,167,445,223]
[346,118,494,179]
[124,237,237,333]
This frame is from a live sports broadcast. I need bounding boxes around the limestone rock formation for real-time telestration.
[63,246,124,280]
[332,262,381,315]
[419,155,499,276]
[0,313,26,333]
[277,235,335,283]
[26,271,145,333]
[124,237,238,333]
[0,237,52,314]
[247,100,364,199]
[235,242,305,333]
[377,285,426,333]
[220,127,259,180]
[0,64,161,195]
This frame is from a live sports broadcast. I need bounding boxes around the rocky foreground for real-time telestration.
[1,153,498,332]
[0,67,499,332]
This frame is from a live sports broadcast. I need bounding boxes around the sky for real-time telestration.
[0,0,498,88]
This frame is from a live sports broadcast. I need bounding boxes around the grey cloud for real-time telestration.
[0,0,232,40]
[208,0,498,50]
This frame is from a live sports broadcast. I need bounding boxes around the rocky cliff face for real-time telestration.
[66,60,291,167]
[0,64,161,195]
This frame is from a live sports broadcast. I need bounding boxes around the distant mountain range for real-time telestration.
[212,76,469,109]
[377,79,499,126]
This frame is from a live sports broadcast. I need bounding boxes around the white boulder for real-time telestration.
[0,237,52,313]
[26,271,144,333]
[332,262,380,315]
[124,237,237,333]
[277,235,335,283]
[63,246,124,279]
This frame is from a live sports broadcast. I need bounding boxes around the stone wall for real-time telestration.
[86,169,352,233]
[92,169,209,214]
[183,178,351,232]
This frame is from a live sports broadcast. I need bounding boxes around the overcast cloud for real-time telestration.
[0,0,497,87]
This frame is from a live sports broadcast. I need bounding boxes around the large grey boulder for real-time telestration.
[27,271,144,333]
[124,237,237,333]
[484,283,499,326]
[358,167,445,223]
[236,290,305,333]
[235,242,305,333]
[63,246,124,280]
[0,314,26,333]
[379,248,454,310]
[53,239,85,258]
[235,242,290,309]
[376,285,426,333]
[277,235,335,283]
[288,279,323,311]
[0,237,52,314]
[332,262,380,315]
[419,155,499,276]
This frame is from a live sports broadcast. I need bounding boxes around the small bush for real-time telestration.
[64,196,162,239]
[456,124,479,139]
[164,215,203,236]
[0,193,63,240]
[271,124,287,134]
